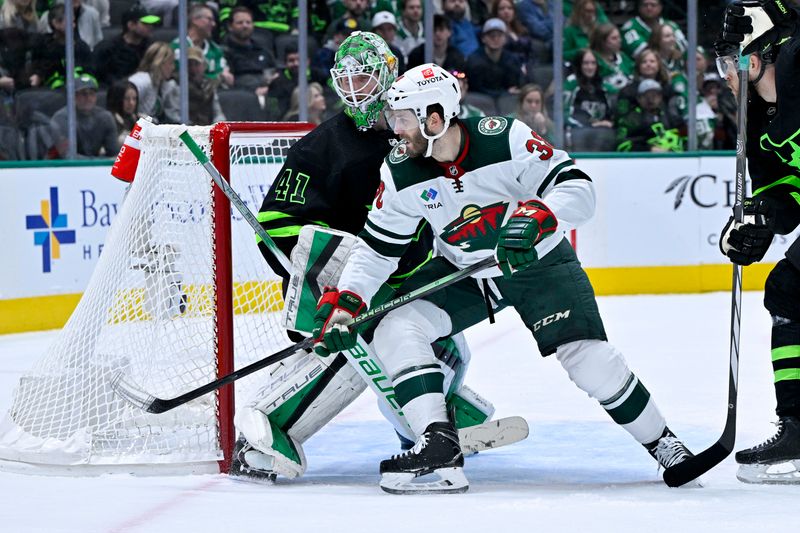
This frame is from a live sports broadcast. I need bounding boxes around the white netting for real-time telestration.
[0,123,305,473]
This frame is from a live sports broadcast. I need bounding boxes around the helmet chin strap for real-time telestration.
[419,117,450,158]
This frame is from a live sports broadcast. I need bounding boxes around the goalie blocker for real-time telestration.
[231,227,499,481]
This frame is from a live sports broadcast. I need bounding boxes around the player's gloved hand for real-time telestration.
[496,199,558,278]
[723,1,796,55]
[719,197,776,266]
[312,287,366,357]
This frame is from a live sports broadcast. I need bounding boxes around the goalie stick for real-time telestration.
[112,254,497,413]
[663,53,749,488]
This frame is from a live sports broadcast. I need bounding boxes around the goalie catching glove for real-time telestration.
[722,0,796,55]
[720,197,776,266]
[496,199,558,278]
[312,288,366,357]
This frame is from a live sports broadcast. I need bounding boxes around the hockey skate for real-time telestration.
[229,436,277,484]
[645,428,695,484]
[736,416,800,484]
[379,421,468,495]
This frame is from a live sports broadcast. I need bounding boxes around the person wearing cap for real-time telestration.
[221,6,277,93]
[407,13,465,72]
[615,77,683,152]
[465,18,523,98]
[324,0,370,44]
[186,46,225,126]
[93,5,160,88]
[442,0,479,57]
[49,73,119,158]
[38,0,103,50]
[170,3,234,87]
[371,11,406,73]
[313,17,358,72]
[396,0,424,59]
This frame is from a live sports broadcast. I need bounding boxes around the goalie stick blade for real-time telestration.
[662,441,732,487]
[458,416,529,454]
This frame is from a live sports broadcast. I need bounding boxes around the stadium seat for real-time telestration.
[218,89,269,121]
[495,93,519,116]
[463,92,497,116]
[15,89,66,127]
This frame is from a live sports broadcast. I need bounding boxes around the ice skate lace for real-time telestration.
[754,419,785,450]
[391,433,430,460]
[655,436,690,469]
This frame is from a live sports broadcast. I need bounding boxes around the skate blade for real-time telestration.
[380,467,469,495]
[736,460,800,484]
[228,469,277,485]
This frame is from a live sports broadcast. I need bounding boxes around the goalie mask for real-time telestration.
[384,64,461,157]
[331,31,398,131]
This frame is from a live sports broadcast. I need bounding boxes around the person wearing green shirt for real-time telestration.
[170,4,233,86]
[563,0,600,63]
[620,0,687,58]
[590,23,634,94]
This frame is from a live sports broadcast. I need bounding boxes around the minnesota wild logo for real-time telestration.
[439,202,509,251]
[478,116,508,135]
[389,142,409,164]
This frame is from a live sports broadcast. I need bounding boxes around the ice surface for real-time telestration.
[0,292,795,532]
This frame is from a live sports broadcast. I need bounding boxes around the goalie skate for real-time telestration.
[228,437,277,485]
[736,416,800,484]
[379,421,468,495]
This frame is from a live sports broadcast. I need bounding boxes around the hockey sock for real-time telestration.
[772,316,800,418]
[393,366,449,436]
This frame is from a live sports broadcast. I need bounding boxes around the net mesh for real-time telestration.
[0,123,304,470]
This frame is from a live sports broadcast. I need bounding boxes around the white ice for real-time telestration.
[0,292,795,533]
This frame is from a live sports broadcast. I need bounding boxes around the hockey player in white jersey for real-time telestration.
[313,64,695,494]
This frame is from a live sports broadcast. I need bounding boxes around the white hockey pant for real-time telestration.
[373,300,456,437]
[555,339,667,444]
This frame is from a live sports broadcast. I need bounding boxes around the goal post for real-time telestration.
[0,121,314,475]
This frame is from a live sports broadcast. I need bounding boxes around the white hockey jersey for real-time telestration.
[338,116,596,302]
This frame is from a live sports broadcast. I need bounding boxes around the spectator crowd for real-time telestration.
[0,0,747,159]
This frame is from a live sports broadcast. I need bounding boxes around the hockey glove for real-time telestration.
[723,1,796,56]
[496,199,558,278]
[312,288,366,357]
[720,197,776,266]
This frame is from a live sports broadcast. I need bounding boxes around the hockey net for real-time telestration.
[0,122,314,474]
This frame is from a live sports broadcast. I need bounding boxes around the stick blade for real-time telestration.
[110,371,160,413]
[663,441,732,487]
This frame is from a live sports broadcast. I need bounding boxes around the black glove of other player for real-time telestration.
[723,1,796,55]
[719,197,776,266]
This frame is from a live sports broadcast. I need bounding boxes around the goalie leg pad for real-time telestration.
[234,350,366,478]
[556,339,666,444]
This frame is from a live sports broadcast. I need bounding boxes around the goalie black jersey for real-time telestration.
[747,20,800,235]
[258,111,433,283]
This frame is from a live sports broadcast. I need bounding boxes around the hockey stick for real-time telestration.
[112,254,497,413]
[173,128,476,433]
[663,53,749,488]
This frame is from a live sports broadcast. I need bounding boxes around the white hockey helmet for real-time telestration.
[384,64,461,156]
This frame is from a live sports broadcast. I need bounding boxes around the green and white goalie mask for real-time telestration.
[331,31,398,131]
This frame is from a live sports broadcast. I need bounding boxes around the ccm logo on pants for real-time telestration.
[533,310,571,331]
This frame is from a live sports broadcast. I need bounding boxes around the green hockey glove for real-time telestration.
[312,288,366,357]
[496,199,558,278]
